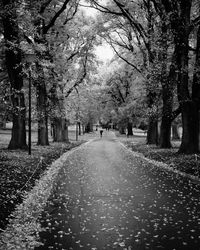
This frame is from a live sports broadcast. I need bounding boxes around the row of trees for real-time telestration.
[0,0,100,149]
[1,0,200,154]
[88,0,200,153]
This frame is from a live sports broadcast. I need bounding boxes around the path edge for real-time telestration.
[0,139,94,250]
[118,141,200,184]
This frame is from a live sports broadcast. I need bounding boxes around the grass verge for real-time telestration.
[116,132,200,179]
[0,141,83,231]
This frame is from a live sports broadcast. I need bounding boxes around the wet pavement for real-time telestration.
[36,132,200,250]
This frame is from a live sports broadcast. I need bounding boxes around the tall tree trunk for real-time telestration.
[2,0,27,149]
[192,24,200,151]
[85,121,93,133]
[159,84,173,148]
[82,124,85,134]
[127,122,133,136]
[159,116,172,148]
[172,0,198,153]
[147,117,158,144]
[52,117,69,142]
[118,124,126,134]
[179,102,199,153]
[159,19,173,148]
[180,23,200,152]
[78,122,81,135]
[36,76,49,146]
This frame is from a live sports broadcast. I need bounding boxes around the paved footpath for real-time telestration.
[36,132,200,250]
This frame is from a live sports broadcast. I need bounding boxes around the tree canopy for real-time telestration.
[0,0,200,153]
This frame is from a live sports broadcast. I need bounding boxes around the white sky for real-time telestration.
[95,43,114,61]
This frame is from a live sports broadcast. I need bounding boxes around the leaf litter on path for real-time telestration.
[2,137,200,250]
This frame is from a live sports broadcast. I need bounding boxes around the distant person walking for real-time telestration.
[100,129,103,138]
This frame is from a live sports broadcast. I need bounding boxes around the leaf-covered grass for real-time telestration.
[116,131,200,178]
[0,141,83,231]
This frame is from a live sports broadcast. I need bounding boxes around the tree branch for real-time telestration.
[43,0,71,34]
[63,1,79,25]
[66,51,79,62]
[170,106,181,122]
[190,15,200,31]
[65,51,88,98]
[39,0,53,14]
[106,37,144,76]
[80,1,122,15]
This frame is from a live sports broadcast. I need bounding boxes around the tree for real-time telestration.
[1,0,28,149]
[88,0,162,144]
[48,9,98,140]
[160,0,200,153]
[21,0,81,145]
[100,63,146,135]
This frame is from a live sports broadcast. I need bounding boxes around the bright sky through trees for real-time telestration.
[95,43,114,61]
[80,0,114,61]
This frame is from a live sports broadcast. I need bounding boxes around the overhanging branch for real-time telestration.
[65,51,88,98]
[43,0,71,34]
[80,1,122,15]
[170,106,181,122]
[106,37,144,76]
[39,0,53,14]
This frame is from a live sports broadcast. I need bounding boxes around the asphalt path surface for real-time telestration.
[36,132,200,250]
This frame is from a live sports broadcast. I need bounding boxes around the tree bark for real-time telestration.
[127,122,133,136]
[158,19,173,148]
[173,1,198,153]
[36,73,49,146]
[159,83,173,148]
[85,121,93,133]
[2,0,27,149]
[179,102,199,153]
[159,116,172,148]
[78,122,81,135]
[118,125,126,134]
[147,117,158,144]
[52,117,69,142]
[192,24,200,151]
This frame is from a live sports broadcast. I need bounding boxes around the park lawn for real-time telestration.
[0,140,84,231]
[116,131,200,179]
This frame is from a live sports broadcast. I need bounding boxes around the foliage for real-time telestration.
[99,63,147,129]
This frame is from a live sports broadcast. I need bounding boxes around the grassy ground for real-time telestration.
[0,129,85,231]
[116,130,200,179]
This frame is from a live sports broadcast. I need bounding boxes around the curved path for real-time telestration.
[36,132,200,250]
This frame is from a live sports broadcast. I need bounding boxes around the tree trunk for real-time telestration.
[171,0,197,153]
[8,93,27,150]
[159,84,173,148]
[2,0,27,149]
[82,125,85,134]
[159,19,173,148]
[147,117,158,145]
[159,117,172,148]
[127,122,133,136]
[85,121,93,133]
[179,102,199,153]
[78,122,81,135]
[192,24,200,151]
[52,117,69,142]
[118,125,126,134]
[36,77,49,146]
